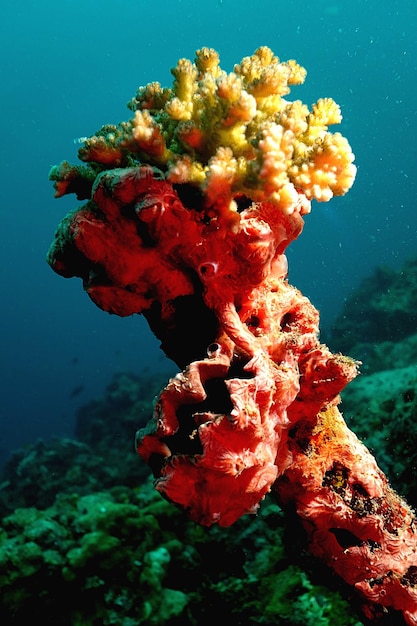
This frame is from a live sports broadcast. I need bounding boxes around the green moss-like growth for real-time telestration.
[261,565,362,626]
[0,481,364,625]
[0,485,185,625]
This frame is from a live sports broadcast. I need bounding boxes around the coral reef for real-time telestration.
[46,47,417,623]
[0,474,363,626]
[0,438,105,515]
[0,372,364,625]
[75,370,170,452]
[0,372,168,518]
[329,257,417,370]
[0,484,188,625]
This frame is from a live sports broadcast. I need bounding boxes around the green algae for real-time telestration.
[0,477,363,625]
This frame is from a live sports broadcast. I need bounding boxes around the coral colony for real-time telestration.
[47,48,417,623]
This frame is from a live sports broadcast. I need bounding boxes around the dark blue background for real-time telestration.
[1,0,416,465]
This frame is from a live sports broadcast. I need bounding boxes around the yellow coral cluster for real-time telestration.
[79,47,356,215]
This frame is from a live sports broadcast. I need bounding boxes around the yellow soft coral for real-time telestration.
[290,132,356,201]
[131,110,173,166]
[171,58,199,103]
[195,46,222,77]
[74,47,356,218]
[251,123,296,205]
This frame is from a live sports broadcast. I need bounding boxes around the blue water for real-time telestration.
[1,0,416,466]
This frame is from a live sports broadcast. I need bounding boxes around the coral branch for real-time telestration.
[275,406,417,625]
[47,47,417,623]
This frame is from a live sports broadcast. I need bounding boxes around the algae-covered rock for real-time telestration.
[0,439,112,515]
[329,257,417,372]
[0,371,169,517]
[0,484,185,624]
[261,564,362,626]
[0,481,364,625]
